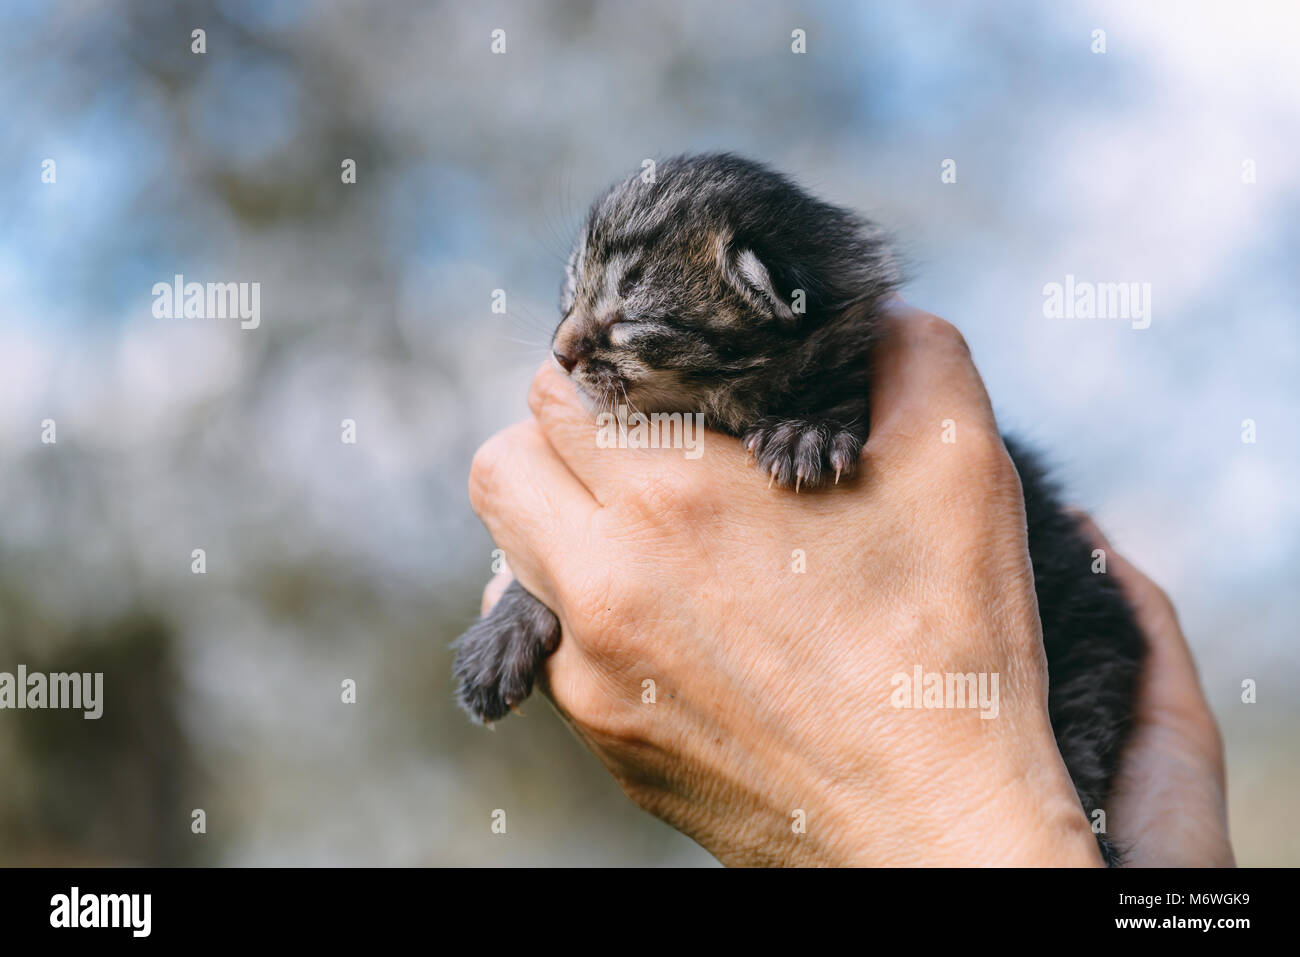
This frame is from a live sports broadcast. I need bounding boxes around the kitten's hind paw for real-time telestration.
[742,418,862,490]
[452,579,561,724]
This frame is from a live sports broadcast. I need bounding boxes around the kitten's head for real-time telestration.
[552,153,896,417]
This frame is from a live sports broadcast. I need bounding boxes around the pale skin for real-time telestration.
[468,299,1233,867]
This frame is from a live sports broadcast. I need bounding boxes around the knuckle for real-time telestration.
[561,680,616,733]
[467,424,530,515]
[1135,575,1182,635]
[629,467,714,522]
[467,436,505,515]
[583,697,643,747]
[555,666,643,746]
[1146,580,1176,618]
[913,313,971,356]
[968,429,1018,483]
[583,690,657,752]
[928,421,1015,488]
[559,572,658,676]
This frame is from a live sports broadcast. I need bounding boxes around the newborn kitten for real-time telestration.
[454,153,1146,864]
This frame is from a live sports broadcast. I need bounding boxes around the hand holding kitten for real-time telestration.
[469,302,1108,865]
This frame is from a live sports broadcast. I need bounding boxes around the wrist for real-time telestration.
[810,736,1106,867]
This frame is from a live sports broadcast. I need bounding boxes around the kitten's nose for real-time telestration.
[552,318,591,374]
[552,335,591,375]
[552,348,577,373]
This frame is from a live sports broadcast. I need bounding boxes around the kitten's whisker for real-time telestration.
[494,334,551,349]
[618,382,643,420]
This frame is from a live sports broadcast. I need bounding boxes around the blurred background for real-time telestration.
[0,0,1295,865]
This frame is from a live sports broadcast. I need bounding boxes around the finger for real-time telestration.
[1071,511,1190,679]
[468,420,599,608]
[866,300,1000,458]
[527,360,750,506]
[1071,512,1232,865]
[1070,511,1223,763]
[480,566,515,616]
[527,363,630,502]
[535,625,589,723]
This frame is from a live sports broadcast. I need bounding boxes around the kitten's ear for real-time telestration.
[719,242,796,323]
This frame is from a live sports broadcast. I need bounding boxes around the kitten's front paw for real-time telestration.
[742,418,862,490]
[452,580,561,724]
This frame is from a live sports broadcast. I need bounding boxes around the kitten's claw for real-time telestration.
[742,419,862,491]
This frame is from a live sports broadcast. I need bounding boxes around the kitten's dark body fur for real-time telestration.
[454,153,1145,864]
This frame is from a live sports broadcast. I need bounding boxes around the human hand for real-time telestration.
[468,302,1103,866]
